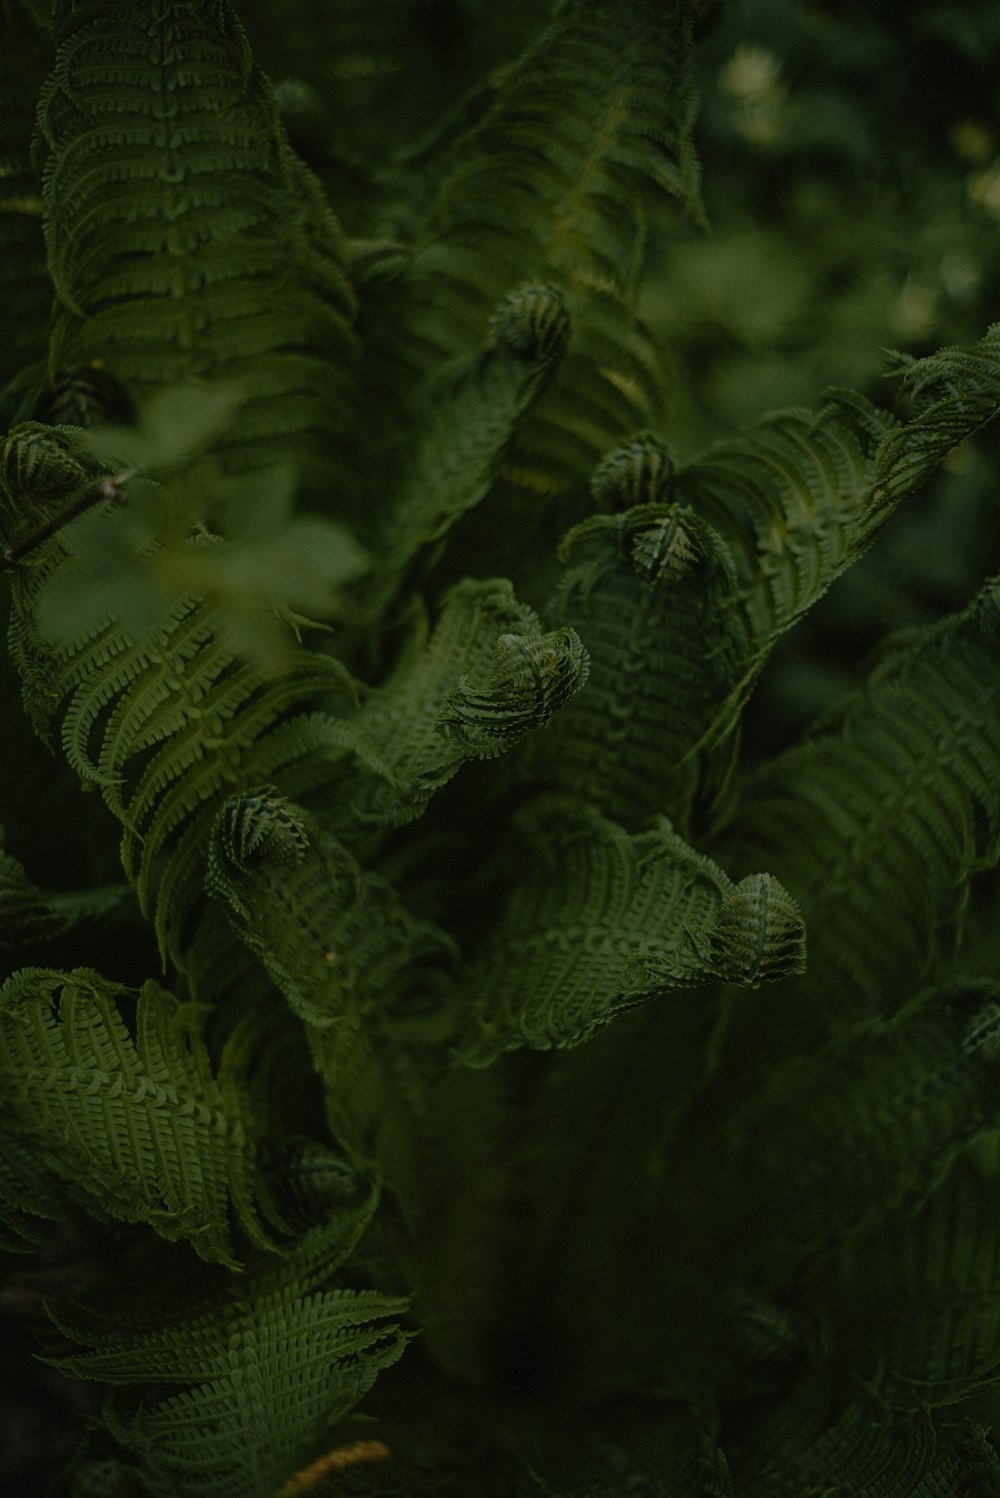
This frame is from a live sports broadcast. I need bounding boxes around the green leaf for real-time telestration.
[0,968,282,1264]
[712,984,1000,1284]
[37,0,358,496]
[180,517,368,619]
[47,1216,409,1498]
[327,580,589,833]
[720,578,1000,1024]
[82,386,247,475]
[457,799,804,1064]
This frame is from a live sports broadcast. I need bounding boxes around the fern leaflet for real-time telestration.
[0,967,282,1265]
[720,577,1000,1023]
[46,1214,409,1498]
[354,283,570,611]
[332,579,589,832]
[457,798,804,1064]
[35,0,357,497]
[0,0,51,398]
[525,366,1000,831]
[713,985,1000,1284]
[0,422,359,980]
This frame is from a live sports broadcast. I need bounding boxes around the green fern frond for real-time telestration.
[0,1123,70,1249]
[208,788,461,1219]
[517,484,734,827]
[34,0,358,497]
[0,967,283,1264]
[208,794,455,1032]
[359,0,708,535]
[356,283,570,602]
[0,420,108,569]
[830,1155,1000,1409]
[0,422,360,978]
[0,840,128,977]
[207,787,514,1381]
[438,623,590,757]
[46,1215,409,1498]
[0,846,64,951]
[265,1137,366,1233]
[519,396,895,828]
[823,996,1000,1408]
[516,1394,732,1496]
[526,355,1000,832]
[873,322,1000,516]
[734,1401,1000,1498]
[721,578,1000,1023]
[214,787,310,874]
[0,0,52,395]
[410,0,705,330]
[4,3,1000,1491]
[332,579,588,831]
[713,985,1000,1284]
[457,799,804,1064]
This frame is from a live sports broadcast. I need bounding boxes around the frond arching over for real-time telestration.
[873,321,1000,517]
[208,790,461,1202]
[522,365,1000,831]
[457,799,804,1064]
[0,422,358,979]
[720,578,1000,1023]
[359,0,710,527]
[712,985,1000,1285]
[208,797,456,1033]
[47,1215,409,1498]
[0,967,281,1264]
[355,283,570,602]
[35,0,358,496]
[329,579,589,831]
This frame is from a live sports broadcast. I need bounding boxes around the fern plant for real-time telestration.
[2,1,1000,1494]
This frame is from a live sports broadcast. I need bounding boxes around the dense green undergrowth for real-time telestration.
[1,1,1000,1493]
